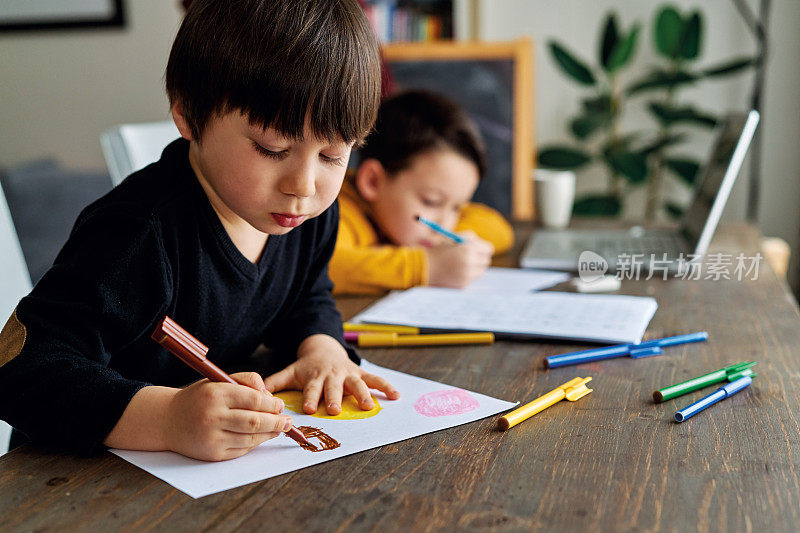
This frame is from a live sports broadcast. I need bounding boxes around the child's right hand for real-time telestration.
[163,372,292,461]
[426,232,493,288]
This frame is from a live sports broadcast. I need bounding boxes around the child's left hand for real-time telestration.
[263,334,400,415]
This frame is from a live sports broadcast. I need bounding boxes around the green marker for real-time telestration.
[653,361,757,403]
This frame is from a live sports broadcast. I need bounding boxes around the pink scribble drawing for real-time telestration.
[414,389,480,417]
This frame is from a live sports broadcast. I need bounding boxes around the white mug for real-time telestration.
[533,169,576,229]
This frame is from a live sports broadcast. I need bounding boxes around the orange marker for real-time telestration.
[343,323,419,334]
[346,331,494,347]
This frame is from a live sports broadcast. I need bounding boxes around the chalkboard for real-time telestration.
[383,40,533,220]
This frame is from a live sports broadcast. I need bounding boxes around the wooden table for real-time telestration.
[2,223,799,531]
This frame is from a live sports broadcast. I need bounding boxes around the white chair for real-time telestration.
[100,121,180,186]
[0,181,32,456]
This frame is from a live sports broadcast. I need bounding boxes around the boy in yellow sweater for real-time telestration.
[331,90,513,295]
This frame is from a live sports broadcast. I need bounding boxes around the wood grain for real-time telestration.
[1,222,798,531]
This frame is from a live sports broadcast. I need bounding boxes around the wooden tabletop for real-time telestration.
[2,222,799,531]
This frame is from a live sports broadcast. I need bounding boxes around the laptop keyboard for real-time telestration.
[525,231,686,269]
[594,236,682,259]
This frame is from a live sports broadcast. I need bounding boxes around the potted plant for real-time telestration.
[538,5,754,219]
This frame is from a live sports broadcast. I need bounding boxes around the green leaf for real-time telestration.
[640,132,687,155]
[606,24,641,73]
[604,132,644,152]
[664,157,701,185]
[573,194,622,216]
[600,15,620,70]
[626,70,696,95]
[570,113,611,140]
[655,6,683,58]
[549,41,596,85]
[679,12,703,59]
[537,146,592,169]
[703,57,755,77]
[648,102,717,128]
[664,202,685,219]
[582,94,613,114]
[605,150,648,183]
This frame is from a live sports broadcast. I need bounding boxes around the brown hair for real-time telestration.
[166,0,381,144]
[359,90,487,178]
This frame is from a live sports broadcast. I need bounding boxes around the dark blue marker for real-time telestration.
[674,375,752,422]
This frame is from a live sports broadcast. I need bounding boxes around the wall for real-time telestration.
[479,0,800,290]
[0,0,182,169]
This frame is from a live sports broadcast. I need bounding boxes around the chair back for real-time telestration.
[0,181,31,319]
[0,181,31,456]
[100,121,180,185]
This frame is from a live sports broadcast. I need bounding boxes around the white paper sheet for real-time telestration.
[351,288,658,344]
[467,267,570,293]
[110,360,516,498]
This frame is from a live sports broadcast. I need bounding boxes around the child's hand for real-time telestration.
[163,372,291,461]
[263,334,400,415]
[426,231,493,288]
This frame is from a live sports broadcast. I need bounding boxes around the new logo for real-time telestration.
[578,251,608,282]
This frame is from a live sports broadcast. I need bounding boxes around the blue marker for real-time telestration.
[674,375,752,422]
[544,332,709,369]
[416,216,465,244]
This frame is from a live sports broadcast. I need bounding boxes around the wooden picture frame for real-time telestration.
[382,39,534,220]
[0,0,125,33]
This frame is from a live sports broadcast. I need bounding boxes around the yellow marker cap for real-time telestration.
[498,377,592,431]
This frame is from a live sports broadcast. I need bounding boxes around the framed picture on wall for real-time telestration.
[0,0,125,32]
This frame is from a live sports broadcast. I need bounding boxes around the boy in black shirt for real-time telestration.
[0,0,398,461]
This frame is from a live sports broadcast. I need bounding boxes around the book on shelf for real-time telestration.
[362,0,453,42]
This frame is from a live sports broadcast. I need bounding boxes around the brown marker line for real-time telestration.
[297,426,341,452]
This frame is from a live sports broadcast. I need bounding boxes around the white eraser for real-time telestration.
[572,275,621,293]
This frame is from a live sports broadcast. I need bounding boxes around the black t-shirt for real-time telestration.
[0,138,356,454]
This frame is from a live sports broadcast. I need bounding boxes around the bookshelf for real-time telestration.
[361,0,475,42]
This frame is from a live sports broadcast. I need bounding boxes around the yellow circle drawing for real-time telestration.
[275,391,382,420]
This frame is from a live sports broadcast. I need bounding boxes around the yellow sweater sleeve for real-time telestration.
[330,185,514,295]
[455,203,514,255]
[330,243,428,295]
[330,190,428,295]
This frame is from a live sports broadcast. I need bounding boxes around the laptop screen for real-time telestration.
[679,112,759,253]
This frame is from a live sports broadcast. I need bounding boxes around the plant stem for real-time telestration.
[645,73,677,220]
[646,146,664,221]
[608,75,623,202]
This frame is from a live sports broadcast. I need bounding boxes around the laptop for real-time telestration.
[520,110,760,271]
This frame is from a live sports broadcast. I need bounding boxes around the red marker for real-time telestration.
[151,316,310,448]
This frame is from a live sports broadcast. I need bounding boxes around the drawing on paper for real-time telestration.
[414,388,479,417]
[275,391,382,420]
[297,426,341,452]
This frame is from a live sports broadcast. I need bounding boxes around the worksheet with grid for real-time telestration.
[352,288,658,344]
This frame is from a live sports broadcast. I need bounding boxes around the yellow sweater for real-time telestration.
[330,181,514,295]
